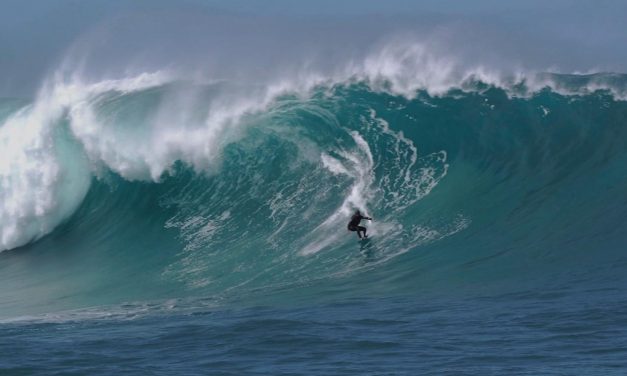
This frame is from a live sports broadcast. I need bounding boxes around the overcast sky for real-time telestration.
[1,0,626,97]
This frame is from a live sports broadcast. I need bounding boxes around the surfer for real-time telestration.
[347,210,372,239]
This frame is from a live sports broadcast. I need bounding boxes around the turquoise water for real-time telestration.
[2,73,627,374]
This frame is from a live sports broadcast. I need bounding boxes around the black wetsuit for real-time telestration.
[347,213,370,238]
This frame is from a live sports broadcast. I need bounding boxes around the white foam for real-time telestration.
[0,103,91,251]
[300,108,456,265]
[300,131,376,255]
[0,72,169,251]
[340,39,627,100]
[365,109,448,212]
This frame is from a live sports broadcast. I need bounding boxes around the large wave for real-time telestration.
[2,41,627,316]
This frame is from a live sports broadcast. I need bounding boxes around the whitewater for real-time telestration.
[2,4,627,374]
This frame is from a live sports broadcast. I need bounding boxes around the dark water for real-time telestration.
[3,290,627,375]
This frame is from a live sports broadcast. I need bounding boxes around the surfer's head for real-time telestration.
[355,209,361,215]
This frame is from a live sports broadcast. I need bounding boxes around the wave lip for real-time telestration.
[0,73,169,252]
[0,103,90,251]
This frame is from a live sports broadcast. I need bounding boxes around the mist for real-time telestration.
[1,0,626,97]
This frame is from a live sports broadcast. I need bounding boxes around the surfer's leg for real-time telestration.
[349,225,361,238]
[358,226,367,238]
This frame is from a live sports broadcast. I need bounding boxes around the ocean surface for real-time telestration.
[2,63,627,373]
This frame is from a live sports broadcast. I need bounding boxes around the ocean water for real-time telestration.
[2,53,627,373]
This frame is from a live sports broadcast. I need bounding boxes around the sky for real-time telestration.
[1,0,626,97]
